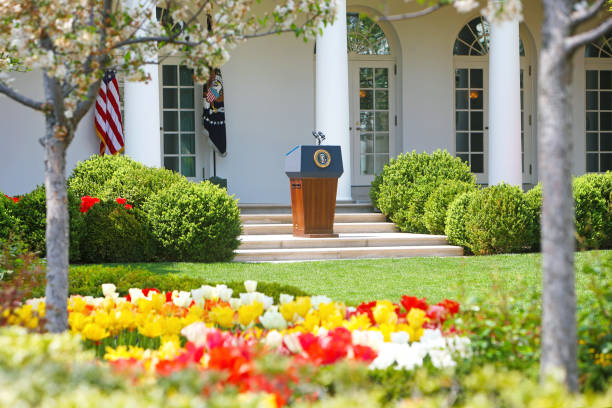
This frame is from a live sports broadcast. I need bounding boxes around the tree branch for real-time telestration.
[570,0,608,27]
[565,18,612,53]
[380,4,445,22]
[72,81,100,126]
[0,81,46,111]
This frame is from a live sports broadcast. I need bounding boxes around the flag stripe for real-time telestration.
[95,71,124,156]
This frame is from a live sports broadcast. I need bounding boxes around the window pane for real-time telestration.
[360,90,373,109]
[375,90,389,110]
[600,70,612,90]
[586,133,598,151]
[586,91,598,110]
[455,69,468,88]
[180,88,194,109]
[601,153,612,171]
[521,90,524,110]
[179,66,194,86]
[164,133,178,155]
[456,133,469,152]
[162,65,177,86]
[456,90,468,109]
[470,69,483,88]
[601,112,612,131]
[587,112,599,131]
[375,68,388,88]
[374,155,389,174]
[360,68,373,88]
[470,90,483,109]
[360,111,374,131]
[163,111,178,131]
[163,88,178,109]
[361,155,373,175]
[456,111,469,131]
[586,153,598,172]
[180,111,195,131]
[586,70,598,90]
[453,40,470,56]
[601,133,612,151]
[360,133,373,154]
[164,156,179,172]
[181,134,195,154]
[601,91,612,110]
[471,111,483,130]
[471,154,484,173]
[375,133,389,153]
[181,156,195,177]
[375,112,389,131]
[471,133,483,152]
[457,153,469,164]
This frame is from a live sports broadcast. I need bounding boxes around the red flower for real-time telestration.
[353,300,377,325]
[79,196,100,213]
[116,197,127,205]
[353,344,377,363]
[4,194,19,203]
[426,304,449,326]
[438,299,460,315]
[124,204,133,210]
[400,296,428,313]
[142,288,160,297]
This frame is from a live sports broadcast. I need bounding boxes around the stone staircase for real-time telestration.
[234,203,463,262]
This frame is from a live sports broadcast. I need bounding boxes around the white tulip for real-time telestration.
[101,283,117,298]
[260,309,287,330]
[279,294,294,305]
[244,280,257,293]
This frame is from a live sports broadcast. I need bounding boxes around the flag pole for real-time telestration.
[213,150,217,177]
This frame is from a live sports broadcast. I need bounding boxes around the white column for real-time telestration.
[488,17,522,187]
[316,0,351,201]
[124,65,162,167]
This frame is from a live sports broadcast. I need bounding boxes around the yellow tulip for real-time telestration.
[82,323,109,341]
[210,305,235,329]
[373,301,398,326]
[138,317,163,338]
[238,301,264,327]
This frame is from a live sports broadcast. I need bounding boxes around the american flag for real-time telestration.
[206,87,219,103]
[95,70,124,155]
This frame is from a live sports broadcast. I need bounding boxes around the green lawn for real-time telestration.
[119,251,609,305]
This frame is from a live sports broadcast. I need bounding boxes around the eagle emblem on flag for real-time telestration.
[203,69,227,155]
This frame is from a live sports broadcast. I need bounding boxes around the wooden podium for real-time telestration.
[285,145,344,237]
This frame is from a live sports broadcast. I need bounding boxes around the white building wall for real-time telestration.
[0,70,98,196]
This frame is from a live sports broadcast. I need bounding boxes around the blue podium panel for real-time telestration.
[285,145,344,179]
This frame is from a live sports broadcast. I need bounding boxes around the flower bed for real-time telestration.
[9,281,470,406]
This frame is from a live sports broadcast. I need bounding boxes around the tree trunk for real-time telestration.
[43,115,70,333]
[539,0,578,391]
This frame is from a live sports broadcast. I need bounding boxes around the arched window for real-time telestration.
[347,13,390,55]
[585,34,612,172]
[585,34,612,58]
[453,16,525,56]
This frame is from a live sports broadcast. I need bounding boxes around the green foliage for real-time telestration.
[11,185,84,262]
[67,154,142,198]
[144,181,241,262]
[0,194,18,241]
[100,164,188,208]
[79,202,155,263]
[375,150,476,233]
[524,183,542,250]
[369,173,383,208]
[424,180,477,235]
[463,183,534,255]
[444,191,477,251]
[31,264,309,302]
[573,173,612,249]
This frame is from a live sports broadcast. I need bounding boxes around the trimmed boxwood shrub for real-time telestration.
[374,150,476,233]
[30,264,309,303]
[524,183,542,250]
[424,180,478,235]
[68,154,141,199]
[573,173,612,249]
[445,191,477,251]
[144,181,241,262]
[0,194,18,241]
[11,185,84,261]
[79,201,155,263]
[463,183,534,255]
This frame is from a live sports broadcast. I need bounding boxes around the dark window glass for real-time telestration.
[181,157,195,177]
[601,153,612,171]
[162,65,177,86]
[587,112,599,131]
[600,91,612,110]
[179,66,194,86]
[456,111,469,131]
[586,133,599,151]
[586,153,598,172]
[163,111,178,132]
[471,111,483,130]
[600,70,612,90]
[471,154,484,173]
[163,88,178,109]
[164,134,178,155]
[601,112,612,131]
[471,133,484,152]
[457,153,469,164]
[586,91,598,110]
[455,69,468,88]
[601,133,612,151]
[470,69,483,89]
[164,156,179,172]
[456,133,469,152]
[470,90,483,109]
[586,70,598,90]
[456,90,468,109]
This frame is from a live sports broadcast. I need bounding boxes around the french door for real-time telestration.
[349,60,395,186]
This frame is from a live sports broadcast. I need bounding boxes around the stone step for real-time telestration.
[242,222,397,235]
[238,202,374,214]
[238,232,449,250]
[241,213,386,224]
[233,245,464,262]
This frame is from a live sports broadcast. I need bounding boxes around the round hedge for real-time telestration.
[79,201,155,263]
[0,194,18,241]
[573,173,612,249]
[375,150,476,233]
[143,181,241,262]
[463,183,534,255]
[445,191,477,251]
[68,154,142,199]
[524,184,542,250]
[424,180,477,235]
[10,185,84,261]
